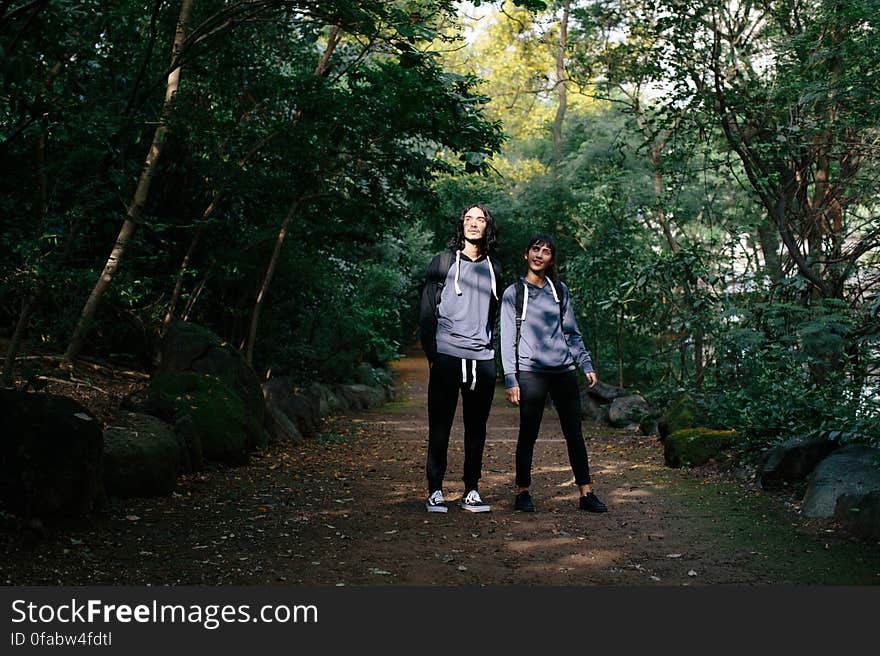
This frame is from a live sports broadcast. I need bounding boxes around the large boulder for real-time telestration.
[801,445,880,518]
[103,412,181,498]
[579,391,606,421]
[263,377,320,436]
[306,383,341,417]
[639,414,660,436]
[757,434,840,490]
[172,414,203,472]
[148,372,250,465]
[333,384,385,411]
[658,395,698,442]
[586,380,627,404]
[158,321,268,449]
[664,427,739,468]
[284,393,320,435]
[607,394,651,428]
[835,491,880,542]
[0,389,104,518]
[265,404,304,445]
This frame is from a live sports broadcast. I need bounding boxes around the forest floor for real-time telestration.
[2,346,879,586]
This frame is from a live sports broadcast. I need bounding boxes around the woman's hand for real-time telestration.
[506,386,520,406]
[585,372,598,389]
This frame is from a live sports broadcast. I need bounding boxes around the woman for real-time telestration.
[500,234,608,513]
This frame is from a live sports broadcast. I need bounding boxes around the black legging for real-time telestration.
[515,370,591,489]
[426,354,496,493]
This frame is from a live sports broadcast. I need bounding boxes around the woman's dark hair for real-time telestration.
[524,234,558,280]
[448,204,499,255]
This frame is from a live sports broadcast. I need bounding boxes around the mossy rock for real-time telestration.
[658,395,698,441]
[664,427,739,468]
[159,321,267,450]
[149,372,249,465]
[103,412,181,498]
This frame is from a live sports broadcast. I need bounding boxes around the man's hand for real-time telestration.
[506,386,520,406]
[585,372,598,388]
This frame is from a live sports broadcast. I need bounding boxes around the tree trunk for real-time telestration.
[245,199,300,365]
[163,224,203,328]
[757,219,782,282]
[242,26,341,365]
[550,0,570,177]
[2,128,47,384]
[64,0,194,363]
[694,330,704,391]
[616,306,624,388]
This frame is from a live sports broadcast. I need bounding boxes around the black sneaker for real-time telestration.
[426,490,448,513]
[579,492,608,513]
[460,489,490,513]
[514,490,535,512]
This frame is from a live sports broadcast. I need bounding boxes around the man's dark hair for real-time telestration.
[448,204,499,255]
[524,233,558,280]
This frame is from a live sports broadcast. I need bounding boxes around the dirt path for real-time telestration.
[2,350,878,586]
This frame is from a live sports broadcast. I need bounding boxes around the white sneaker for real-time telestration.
[460,489,490,513]
[426,490,448,513]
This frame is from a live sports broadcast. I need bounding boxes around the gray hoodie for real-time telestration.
[434,251,498,361]
[500,277,593,388]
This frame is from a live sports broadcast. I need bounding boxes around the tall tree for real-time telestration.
[64,0,194,363]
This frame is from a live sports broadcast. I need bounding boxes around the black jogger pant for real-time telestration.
[426,354,496,493]
[515,370,592,489]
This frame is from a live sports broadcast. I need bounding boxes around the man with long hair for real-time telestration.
[419,204,501,513]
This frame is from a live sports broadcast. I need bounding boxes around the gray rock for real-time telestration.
[333,384,385,411]
[286,393,320,435]
[265,403,304,445]
[757,435,840,490]
[835,490,880,542]
[306,383,340,416]
[580,391,605,421]
[607,394,651,428]
[263,377,320,437]
[103,412,180,498]
[586,380,627,404]
[801,445,880,518]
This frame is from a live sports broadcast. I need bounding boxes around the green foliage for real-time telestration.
[430,0,880,457]
[252,224,433,385]
[3,0,879,457]
[697,299,873,442]
[1,0,506,383]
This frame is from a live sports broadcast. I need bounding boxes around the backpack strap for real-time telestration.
[434,250,455,311]
[514,282,525,377]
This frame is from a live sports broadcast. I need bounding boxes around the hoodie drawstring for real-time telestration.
[486,254,498,300]
[520,278,559,323]
[455,250,497,299]
[460,358,478,391]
